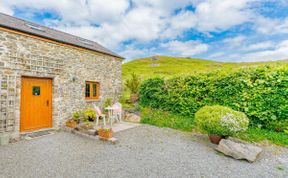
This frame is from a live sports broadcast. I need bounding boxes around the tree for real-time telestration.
[125,73,141,103]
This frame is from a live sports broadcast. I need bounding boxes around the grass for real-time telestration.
[140,107,288,147]
[237,128,288,146]
[141,108,195,132]
[123,56,287,81]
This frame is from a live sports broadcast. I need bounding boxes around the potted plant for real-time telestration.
[195,105,249,144]
[82,108,96,122]
[66,119,78,128]
[66,111,82,128]
[98,127,113,139]
[72,111,82,124]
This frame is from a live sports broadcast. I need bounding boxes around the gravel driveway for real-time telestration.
[0,125,287,178]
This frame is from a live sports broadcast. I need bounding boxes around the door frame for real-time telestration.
[20,76,53,132]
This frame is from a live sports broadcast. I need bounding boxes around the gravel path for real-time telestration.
[0,125,287,178]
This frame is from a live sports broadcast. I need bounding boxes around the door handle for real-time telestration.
[46,100,49,107]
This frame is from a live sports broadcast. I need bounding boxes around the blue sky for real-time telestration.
[1,0,288,62]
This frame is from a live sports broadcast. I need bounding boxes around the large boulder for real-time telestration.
[124,113,141,123]
[215,138,263,162]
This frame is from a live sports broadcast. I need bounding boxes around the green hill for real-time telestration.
[122,56,287,80]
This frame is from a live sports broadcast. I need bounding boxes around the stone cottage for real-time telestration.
[0,13,123,140]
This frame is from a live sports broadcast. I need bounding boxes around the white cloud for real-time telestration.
[209,52,225,59]
[0,0,129,23]
[163,0,255,37]
[0,0,258,46]
[243,41,275,51]
[0,1,13,15]
[194,0,254,32]
[223,36,247,46]
[255,17,288,35]
[161,11,197,38]
[241,40,288,61]
[119,45,153,62]
[0,0,287,61]
[223,40,288,62]
[56,6,166,48]
[161,40,208,56]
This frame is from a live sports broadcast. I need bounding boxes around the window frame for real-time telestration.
[85,81,100,100]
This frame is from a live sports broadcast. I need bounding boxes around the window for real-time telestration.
[85,81,100,100]
[32,86,40,96]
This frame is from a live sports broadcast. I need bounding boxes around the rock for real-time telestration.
[215,138,263,162]
[124,113,141,123]
[87,129,97,136]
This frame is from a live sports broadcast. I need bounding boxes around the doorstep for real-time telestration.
[20,128,56,140]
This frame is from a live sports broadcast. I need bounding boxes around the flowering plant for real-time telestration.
[99,128,112,132]
[195,105,249,136]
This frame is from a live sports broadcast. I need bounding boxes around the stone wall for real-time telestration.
[0,29,122,138]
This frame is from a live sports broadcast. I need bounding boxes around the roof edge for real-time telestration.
[0,24,125,60]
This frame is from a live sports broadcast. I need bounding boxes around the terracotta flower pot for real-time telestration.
[66,119,78,128]
[208,134,223,144]
[98,128,113,139]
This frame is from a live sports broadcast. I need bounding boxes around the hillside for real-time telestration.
[122,56,288,80]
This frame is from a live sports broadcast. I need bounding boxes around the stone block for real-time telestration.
[216,138,263,163]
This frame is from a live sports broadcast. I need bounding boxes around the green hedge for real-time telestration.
[139,65,288,130]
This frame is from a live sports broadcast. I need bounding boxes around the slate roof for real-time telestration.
[0,13,123,59]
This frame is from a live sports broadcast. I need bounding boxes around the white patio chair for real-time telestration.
[93,104,106,127]
[112,102,123,122]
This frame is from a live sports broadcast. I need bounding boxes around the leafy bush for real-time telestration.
[266,120,288,133]
[72,111,83,122]
[103,97,112,108]
[140,65,288,130]
[195,105,249,136]
[83,108,96,122]
[139,78,167,108]
[125,73,141,95]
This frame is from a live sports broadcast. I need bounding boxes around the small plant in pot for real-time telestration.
[195,105,249,144]
[66,119,78,128]
[73,111,82,123]
[66,111,82,128]
[83,108,96,122]
[98,127,113,139]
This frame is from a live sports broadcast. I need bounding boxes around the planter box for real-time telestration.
[66,120,78,128]
[98,129,113,139]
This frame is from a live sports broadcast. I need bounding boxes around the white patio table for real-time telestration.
[105,106,119,127]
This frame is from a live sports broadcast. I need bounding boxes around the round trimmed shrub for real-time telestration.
[195,105,249,136]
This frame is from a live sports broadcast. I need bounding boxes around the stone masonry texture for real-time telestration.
[0,29,122,139]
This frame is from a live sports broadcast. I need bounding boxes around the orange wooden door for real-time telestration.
[20,77,52,132]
